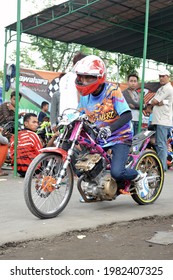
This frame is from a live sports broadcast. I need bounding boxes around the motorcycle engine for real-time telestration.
[75,153,103,178]
[75,153,118,200]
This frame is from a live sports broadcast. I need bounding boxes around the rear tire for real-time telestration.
[24,152,74,219]
[131,150,164,205]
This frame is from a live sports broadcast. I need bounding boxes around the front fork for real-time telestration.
[55,142,76,186]
[55,122,83,187]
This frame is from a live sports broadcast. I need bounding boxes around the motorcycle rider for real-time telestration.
[74,55,149,198]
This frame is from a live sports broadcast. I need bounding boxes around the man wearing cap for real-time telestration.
[147,69,173,171]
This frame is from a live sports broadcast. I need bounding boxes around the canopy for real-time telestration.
[5,0,173,65]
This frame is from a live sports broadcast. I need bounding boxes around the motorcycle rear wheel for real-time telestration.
[131,150,164,205]
[24,152,74,219]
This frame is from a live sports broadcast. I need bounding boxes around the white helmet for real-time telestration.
[74,55,107,96]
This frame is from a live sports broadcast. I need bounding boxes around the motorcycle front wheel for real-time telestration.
[131,150,164,205]
[24,152,74,219]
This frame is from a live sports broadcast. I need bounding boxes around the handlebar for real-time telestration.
[78,114,88,121]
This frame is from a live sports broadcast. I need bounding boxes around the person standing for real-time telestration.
[147,69,173,172]
[50,52,86,132]
[49,73,66,132]
[122,73,140,135]
[38,101,49,123]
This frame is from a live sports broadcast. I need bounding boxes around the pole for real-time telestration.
[117,53,120,84]
[13,0,21,176]
[138,0,150,132]
[2,29,8,102]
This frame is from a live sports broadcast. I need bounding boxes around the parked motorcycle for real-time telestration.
[2,120,22,164]
[24,109,164,219]
[37,121,53,147]
[167,129,173,169]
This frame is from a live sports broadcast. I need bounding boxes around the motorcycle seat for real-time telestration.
[132,130,155,146]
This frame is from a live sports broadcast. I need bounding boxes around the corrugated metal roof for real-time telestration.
[6,0,173,65]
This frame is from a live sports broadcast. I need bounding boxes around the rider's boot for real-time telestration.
[132,171,149,198]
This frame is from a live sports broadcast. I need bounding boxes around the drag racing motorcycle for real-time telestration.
[24,109,164,219]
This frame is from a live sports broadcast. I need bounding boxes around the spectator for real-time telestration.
[122,73,140,135]
[38,101,49,123]
[0,127,9,176]
[10,113,42,177]
[0,91,24,126]
[50,52,86,132]
[75,55,149,199]
[146,69,173,172]
[49,72,66,132]
[10,113,59,177]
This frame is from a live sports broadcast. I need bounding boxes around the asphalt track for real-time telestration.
[0,168,172,246]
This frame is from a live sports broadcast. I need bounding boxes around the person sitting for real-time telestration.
[10,113,43,177]
[38,101,49,123]
[0,91,24,126]
[0,127,9,176]
[10,113,59,177]
[74,55,149,199]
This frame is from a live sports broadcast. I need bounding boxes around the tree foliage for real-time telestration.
[0,70,3,85]
[118,54,142,81]
[30,37,79,72]
[10,35,142,82]
[9,47,37,69]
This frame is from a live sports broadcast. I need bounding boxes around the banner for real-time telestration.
[5,66,62,116]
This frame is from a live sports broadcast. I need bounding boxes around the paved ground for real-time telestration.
[0,166,173,260]
[0,215,173,260]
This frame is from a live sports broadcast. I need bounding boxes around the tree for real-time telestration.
[0,70,3,85]
[9,36,142,82]
[118,54,142,81]
[30,37,80,71]
[9,47,37,69]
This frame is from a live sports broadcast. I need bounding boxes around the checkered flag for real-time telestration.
[48,77,60,97]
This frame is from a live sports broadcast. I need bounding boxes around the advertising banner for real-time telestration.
[5,66,62,116]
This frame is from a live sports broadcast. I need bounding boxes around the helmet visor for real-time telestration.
[76,74,97,86]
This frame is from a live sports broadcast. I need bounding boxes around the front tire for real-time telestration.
[131,150,164,205]
[24,152,74,219]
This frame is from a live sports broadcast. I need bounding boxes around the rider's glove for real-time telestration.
[98,126,112,141]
